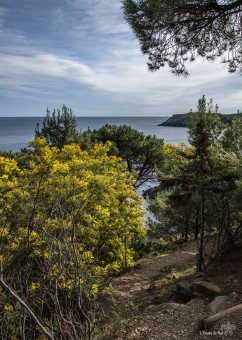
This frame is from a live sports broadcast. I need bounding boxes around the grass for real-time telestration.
[175,265,197,279]
[156,252,171,258]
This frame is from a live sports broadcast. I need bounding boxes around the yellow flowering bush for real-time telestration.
[162,142,195,176]
[163,142,194,164]
[0,138,145,338]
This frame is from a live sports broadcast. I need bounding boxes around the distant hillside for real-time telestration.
[159,113,242,127]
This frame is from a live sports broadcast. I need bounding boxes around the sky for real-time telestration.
[0,0,241,117]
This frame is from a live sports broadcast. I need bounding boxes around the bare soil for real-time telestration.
[99,240,242,340]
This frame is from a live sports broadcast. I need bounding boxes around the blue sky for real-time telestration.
[0,0,241,117]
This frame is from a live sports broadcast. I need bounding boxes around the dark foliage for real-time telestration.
[35,105,78,149]
[123,0,242,75]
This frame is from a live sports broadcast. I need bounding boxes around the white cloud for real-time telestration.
[0,53,92,78]
[0,0,241,116]
[1,49,240,115]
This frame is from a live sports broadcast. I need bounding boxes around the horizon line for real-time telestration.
[0,115,170,118]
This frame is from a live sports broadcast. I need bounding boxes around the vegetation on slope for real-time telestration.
[0,96,242,338]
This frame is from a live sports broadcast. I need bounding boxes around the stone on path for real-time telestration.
[206,296,228,314]
[176,281,192,300]
[191,281,221,297]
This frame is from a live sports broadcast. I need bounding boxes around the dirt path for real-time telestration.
[111,240,198,307]
[104,239,242,340]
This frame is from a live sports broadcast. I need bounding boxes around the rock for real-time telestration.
[159,113,242,127]
[177,281,192,293]
[176,281,192,301]
[192,281,221,297]
[142,185,162,199]
[158,114,189,127]
[193,277,204,282]
[206,296,228,314]
[186,297,201,306]
[193,292,206,297]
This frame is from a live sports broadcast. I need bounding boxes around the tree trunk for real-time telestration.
[185,219,188,242]
[194,207,199,240]
[198,185,205,272]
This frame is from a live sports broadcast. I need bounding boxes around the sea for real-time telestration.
[0,116,188,152]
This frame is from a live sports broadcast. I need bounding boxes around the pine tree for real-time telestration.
[35,105,78,150]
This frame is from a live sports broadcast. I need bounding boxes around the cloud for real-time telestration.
[0,53,89,77]
[1,49,240,115]
[0,0,241,116]
[64,0,129,35]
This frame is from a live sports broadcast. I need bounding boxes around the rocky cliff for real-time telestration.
[159,113,241,127]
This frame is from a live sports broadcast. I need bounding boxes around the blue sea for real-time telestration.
[0,116,188,152]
